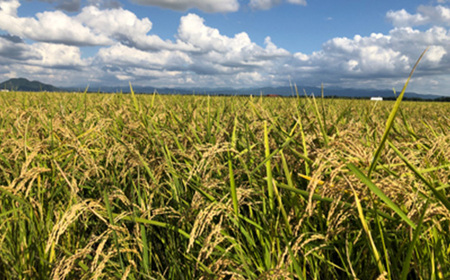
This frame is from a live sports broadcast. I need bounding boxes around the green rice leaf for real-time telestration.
[368,48,428,177]
[400,200,429,280]
[388,141,450,212]
[348,163,416,229]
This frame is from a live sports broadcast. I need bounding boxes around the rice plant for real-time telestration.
[0,77,449,279]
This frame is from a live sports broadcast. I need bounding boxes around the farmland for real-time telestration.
[0,90,449,279]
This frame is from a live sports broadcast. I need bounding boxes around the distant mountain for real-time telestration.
[2,78,444,100]
[211,86,441,99]
[75,85,443,100]
[0,78,59,92]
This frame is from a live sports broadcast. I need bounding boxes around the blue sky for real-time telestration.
[1,0,450,96]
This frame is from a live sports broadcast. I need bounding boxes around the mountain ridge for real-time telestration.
[0,78,60,92]
[75,85,444,99]
[1,78,446,99]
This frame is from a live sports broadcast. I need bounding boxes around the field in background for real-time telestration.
[0,91,449,279]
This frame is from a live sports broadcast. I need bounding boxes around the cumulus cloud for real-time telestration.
[416,5,450,25]
[75,6,196,51]
[72,12,292,88]
[2,1,450,95]
[26,0,82,12]
[90,13,290,86]
[96,43,192,69]
[54,0,82,12]
[250,0,281,10]
[29,0,121,12]
[95,44,191,83]
[177,13,289,58]
[312,34,410,77]
[178,13,255,53]
[87,0,122,9]
[387,5,450,27]
[76,6,155,48]
[287,0,307,4]
[176,13,289,73]
[250,0,306,10]
[0,0,20,16]
[0,2,192,51]
[0,34,23,43]
[0,2,113,45]
[130,0,239,13]
[0,36,87,69]
[284,24,450,91]
[426,45,447,62]
[0,35,39,61]
[30,43,88,68]
[0,35,90,87]
[386,9,427,27]
[77,6,152,39]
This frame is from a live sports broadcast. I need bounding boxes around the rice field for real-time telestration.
[0,87,449,279]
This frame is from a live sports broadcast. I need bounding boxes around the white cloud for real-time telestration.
[263,36,290,57]
[250,0,306,10]
[88,0,122,9]
[178,13,255,53]
[0,35,38,61]
[0,0,20,16]
[285,24,450,92]
[292,33,411,81]
[31,43,88,68]
[75,6,195,51]
[426,45,447,63]
[80,13,292,87]
[0,39,91,86]
[76,6,165,50]
[250,0,281,10]
[417,5,450,25]
[176,13,289,75]
[0,39,87,70]
[0,1,113,46]
[29,0,82,12]
[287,0,307,5]
[386,9,428,27]
[54,0,82,12]
[177,13,289,58]
[130,0,239,13]
[30,0,121,12]
[96,43,192,69]
[0,2,193,51]
[76,6,152,40]
[2,2,450,95]
[387,5,450,27]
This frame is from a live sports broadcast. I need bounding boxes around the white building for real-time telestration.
[370,97,383,101]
